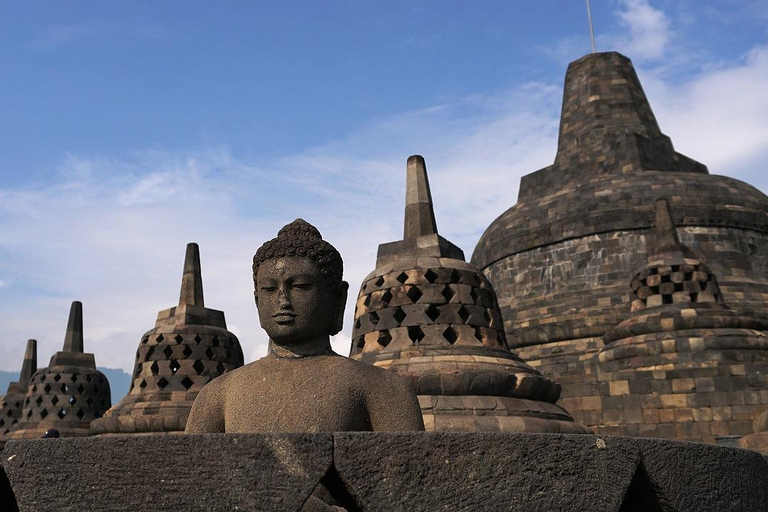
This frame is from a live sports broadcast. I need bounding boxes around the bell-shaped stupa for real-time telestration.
[0,339,37,439]
[92,243,244,434]
[350,155,589,433]
[593,198,768,443]
[8,302,112,439]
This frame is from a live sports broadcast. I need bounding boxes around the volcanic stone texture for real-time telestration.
[92,243,243,435]
[352,155,587,434]
[471,52,768,444]
[3,433,767,511]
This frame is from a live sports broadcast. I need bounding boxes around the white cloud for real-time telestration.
[602,0,672,61]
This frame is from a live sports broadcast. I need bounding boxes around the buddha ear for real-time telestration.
[330,281,349,335]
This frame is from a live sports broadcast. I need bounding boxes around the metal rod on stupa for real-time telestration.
[403,155,438,239]
[62,301,84,353]
[179,243,205,307]
[19,339,37,383]
[586,0,597,53]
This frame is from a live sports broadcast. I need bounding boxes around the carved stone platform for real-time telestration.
[2,433,767,511]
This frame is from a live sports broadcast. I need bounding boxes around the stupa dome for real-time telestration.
[350,155,589,433]
[8,302,112,439]
[91,243,243,434]
[0,339,37,439]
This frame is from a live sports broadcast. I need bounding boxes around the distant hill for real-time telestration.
[0,367,131,404]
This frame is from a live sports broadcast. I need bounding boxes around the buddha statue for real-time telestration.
[186,219,424,434]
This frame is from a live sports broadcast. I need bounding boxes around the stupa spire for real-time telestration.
[179,242,204,307]
[404,155,438,239]
[19,339,37,383]
[62,301,84,353]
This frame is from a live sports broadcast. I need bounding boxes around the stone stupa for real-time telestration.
[8,302,111,439]
[350,155,589,433]
[0,339,37,439]
[92,243,244,435]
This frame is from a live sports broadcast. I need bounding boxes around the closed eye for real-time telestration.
[293,283,313,290]
[260,286,277,292]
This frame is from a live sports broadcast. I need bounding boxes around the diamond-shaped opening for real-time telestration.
[60,384,68,394]
[396,272,408,284]
[40,374,47,382]
[216,362,226,374]
[157,377,169,389]
[470,288,480,304]
[163,346,174,359]
[370,311,379,325]
[355,336,366,349]
[139,379,147,389]
[182,345,193,358]
[149,361,159,375]
[393,307,407,324]
[449,269,461,283]
[442,286,455,302]
[40,408,48,419]
[378,330,392,348]
[86,375,92,383]
[212,336,220,347]
[406,286,423,303]
[53,373,62,382]
[43,384,51,393]
[170,360,181,374]
[194,334,202,343]
[86,397,94,406]
[374,276,385,287]
[146,346,155,359]
[76,409,85,420]
[443,326,458,344]
[458,306,470,323]
[141,336,149,344]
[354,318,361,329]
[425,304,440,322]
[193,360,206,375]
[134,363,143,377]
[156,334,164,342]
[174,334,184,344]
[57,408,67,419]
[424,269,438,283]
[205,347,215,359]
[26,410,32,418]
[363,295,371,307]
[68,396,76,405]
[381,290,392,305]
[181,376,194,390]
[474,327,484,343]
[51,395,59,406]
[408,326,425,344]
[35,396,43,406]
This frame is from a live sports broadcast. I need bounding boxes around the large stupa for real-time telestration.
[350,155,588,433]
[92,243,244,435]
[471,51,768,443]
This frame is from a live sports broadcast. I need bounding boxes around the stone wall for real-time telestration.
[3,433,768,511]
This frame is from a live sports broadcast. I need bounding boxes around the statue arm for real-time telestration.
[185,379,226,433]
[366,372,425,432]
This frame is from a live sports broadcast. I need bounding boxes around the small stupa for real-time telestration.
[8,302,112,439]
[92,243,244,435]
[0,339,37,439]
[350,155,589,433]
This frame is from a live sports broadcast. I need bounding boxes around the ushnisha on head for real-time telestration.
[252,219,349,345]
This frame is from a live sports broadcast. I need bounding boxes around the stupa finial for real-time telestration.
[19,339,37,383]
[179,242,204,307]
[654,198,680,250]
[404,155,438,239]
[62,301,84,353]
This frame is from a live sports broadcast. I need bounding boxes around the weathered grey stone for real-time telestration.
[2,434,333,512]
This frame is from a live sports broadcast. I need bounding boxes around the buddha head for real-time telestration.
[252,219,349,346]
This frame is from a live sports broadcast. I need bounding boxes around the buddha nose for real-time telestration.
[277,286,291,308]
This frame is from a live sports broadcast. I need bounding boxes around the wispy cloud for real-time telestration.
[610,0,673,61]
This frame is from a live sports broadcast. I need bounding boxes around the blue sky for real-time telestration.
[1,0,768,375]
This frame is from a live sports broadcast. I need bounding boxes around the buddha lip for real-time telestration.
[273,313,296,319]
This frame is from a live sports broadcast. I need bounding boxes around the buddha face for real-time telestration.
[255,257,345,345]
